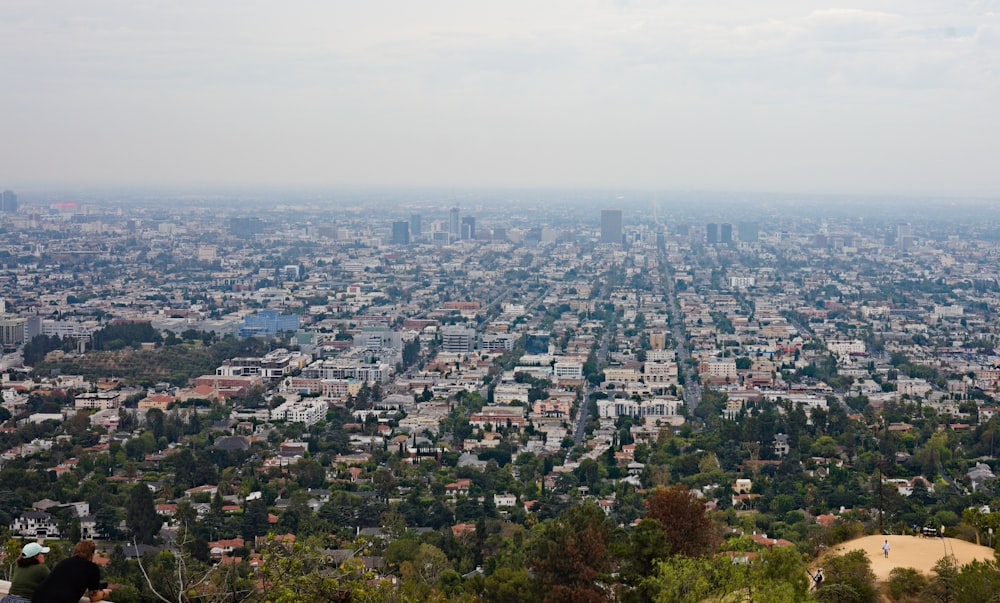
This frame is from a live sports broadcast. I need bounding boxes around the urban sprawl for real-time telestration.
[1,191,1000,601]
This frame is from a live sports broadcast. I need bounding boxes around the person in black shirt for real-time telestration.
[32,540,111,603]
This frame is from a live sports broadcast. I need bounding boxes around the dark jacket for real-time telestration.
[32,556,102,603]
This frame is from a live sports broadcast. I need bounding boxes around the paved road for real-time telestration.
[659,251,700,413]
[569,282,613,451]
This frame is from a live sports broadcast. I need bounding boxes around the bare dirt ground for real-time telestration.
[826,534,995,580]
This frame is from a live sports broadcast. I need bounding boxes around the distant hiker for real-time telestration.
[883,539,890,558]
[812,568,824,590]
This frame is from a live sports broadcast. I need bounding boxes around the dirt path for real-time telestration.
[826,534,995,580]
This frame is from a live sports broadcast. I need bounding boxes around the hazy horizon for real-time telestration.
[2,1,998,197]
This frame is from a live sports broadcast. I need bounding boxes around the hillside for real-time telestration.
[827,535,996,581]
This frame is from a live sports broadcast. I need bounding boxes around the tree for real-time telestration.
[646,555,720,603]
[241,498,270,541]
[257,535,396,602]
[480,566,540,603]
[373,468,396,501]
[293,458,327,489]
[953,558,1000,602]
[619,518,670,603]
[132,529,251,603]
[95,506,121,540]
[924,554,959,603]
[107,544,130,583]
[642,545,807,603]
[402,337,421,368]
[887,567,926,601]
[2,538,22,580]
[69,516,82,543]
[127,484,162,545]
[528,501,614,603]
[815,549,877,603]
[399,543,451,586]
[642,485,717,558]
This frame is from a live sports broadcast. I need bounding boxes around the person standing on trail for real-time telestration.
[812,568,824,590]
[883,539,890,558]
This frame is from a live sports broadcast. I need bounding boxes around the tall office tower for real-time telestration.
[409,214,422,237]
[0,314,27,347]
[600,209,623,244]
[229,217,264,237]
[441,326,476,353]
[449,207,460,242]
[461,216,476,240]
[737,221,759,242]
[897,223,913,251]
[0,190,17,213]
[391,221,410,244]
[720,223,733,244]
[706,223,719,244]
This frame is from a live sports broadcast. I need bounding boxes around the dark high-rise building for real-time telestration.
[897,223,913,251]
[737,221,759,243]
[720,223,733,244]
[1,190,17,213]
[449,207,460,242]
[706,223,719,244]
[461,216,476,240]
[600,209,623,244]
[492,227,507,241]
[526,332,551,354]
[230,217,264,237]
[391,221,410,244]
[410,214,422,237]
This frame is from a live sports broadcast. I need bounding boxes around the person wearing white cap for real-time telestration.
[0,542,50,603]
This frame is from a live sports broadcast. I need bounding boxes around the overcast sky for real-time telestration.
[1,1,998,196]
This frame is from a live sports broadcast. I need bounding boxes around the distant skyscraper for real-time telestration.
[897,223,913,251]
[706,223,719,245]
[449,207,460,242]
[720,223,733,244]
[1,190,17,214]
[600,209,623,244]
[229,217,264,237]
[391,221,410,244]
[737,221,759,243]
[461,216,476,240]
[410,214,422,237]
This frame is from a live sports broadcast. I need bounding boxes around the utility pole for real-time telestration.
[877,457,885,534]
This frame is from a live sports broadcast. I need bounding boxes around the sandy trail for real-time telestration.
[826,534,995,580]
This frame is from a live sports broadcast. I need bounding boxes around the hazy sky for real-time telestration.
[1,1,998,196]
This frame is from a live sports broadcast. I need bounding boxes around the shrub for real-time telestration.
[887,567,926,600]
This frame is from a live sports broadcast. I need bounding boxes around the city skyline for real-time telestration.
[1,1,998,197]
